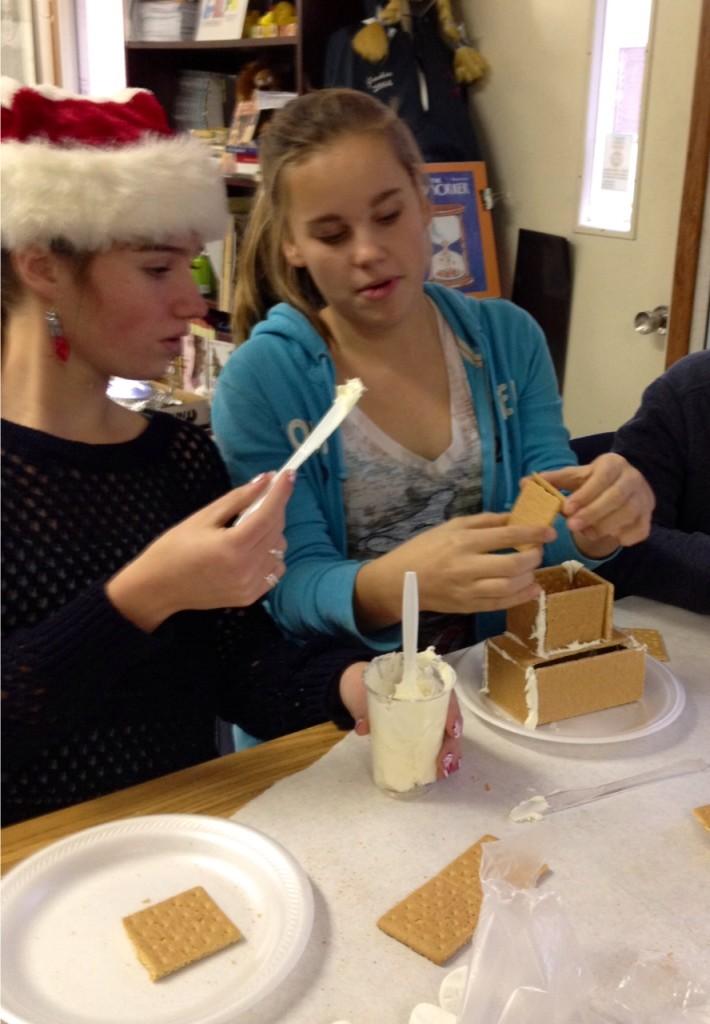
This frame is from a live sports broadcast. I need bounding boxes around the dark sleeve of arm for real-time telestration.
[212,604,375,739]
[599,375,710,613]
[598,527,710,613]
[1,581,178,758]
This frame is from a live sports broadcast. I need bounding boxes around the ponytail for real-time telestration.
[232,190,276,343]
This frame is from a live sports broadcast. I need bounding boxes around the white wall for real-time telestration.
[461,0,702,435]
[463,1,592,294]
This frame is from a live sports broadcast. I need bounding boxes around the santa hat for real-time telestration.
[1,78,227,251]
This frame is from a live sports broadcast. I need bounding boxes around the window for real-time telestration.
[74,0,126,94]
[577,0,655,237]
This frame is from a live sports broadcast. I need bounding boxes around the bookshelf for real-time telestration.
[124,1,362,118]
[124,1,362,356]
[125,37,297,50]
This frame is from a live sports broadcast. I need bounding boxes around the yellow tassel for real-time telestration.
[454,46,487,84]
[436,0,461,47]
[380,0,402,26]
[352,22,390,63]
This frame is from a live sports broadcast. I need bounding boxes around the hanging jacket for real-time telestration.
[323,20,482,163]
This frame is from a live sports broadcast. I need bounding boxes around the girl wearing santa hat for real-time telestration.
[1,79,462,824]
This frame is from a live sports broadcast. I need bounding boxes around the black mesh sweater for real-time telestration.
[1,413,366,825]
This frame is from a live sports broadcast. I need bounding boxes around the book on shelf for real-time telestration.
[213,195,253,317]
[195,0,249,42]
[173,70,235,133]
[217,216,236,314]
[180,320,235,400]
[221,89,297,176]
[128,1,199,42]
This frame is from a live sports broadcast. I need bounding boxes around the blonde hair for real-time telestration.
[233,88,425,343]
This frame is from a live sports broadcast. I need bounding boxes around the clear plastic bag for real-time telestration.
[595,953,710,1023]
[455,835,592,1024]
[413,836,710,1024]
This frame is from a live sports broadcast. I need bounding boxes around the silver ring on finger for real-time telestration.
[268,547,285,560]
[264,572,279,588]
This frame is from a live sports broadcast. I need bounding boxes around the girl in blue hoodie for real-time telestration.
[212,89,653,653]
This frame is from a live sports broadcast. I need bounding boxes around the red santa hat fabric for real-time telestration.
[1,78,227,251]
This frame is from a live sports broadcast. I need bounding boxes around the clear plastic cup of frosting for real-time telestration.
[364,647,456,797]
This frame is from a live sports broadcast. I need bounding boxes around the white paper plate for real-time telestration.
[0,815,313,1024]
[451,642,685,745]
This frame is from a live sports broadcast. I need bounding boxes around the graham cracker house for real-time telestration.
[484,562,645,728]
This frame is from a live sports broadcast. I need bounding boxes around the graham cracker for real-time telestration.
[486,630,645,726]
[508,473,564,550]
[377,835,498,965]
[507,564,614,655]
[620,627,669,661]
[123,885,242,981]
[693,805,710,831]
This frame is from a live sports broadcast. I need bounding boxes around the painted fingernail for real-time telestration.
[451,718,462,739]
[286,469,297,483]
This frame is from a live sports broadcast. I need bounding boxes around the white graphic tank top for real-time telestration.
[340,306,482,651]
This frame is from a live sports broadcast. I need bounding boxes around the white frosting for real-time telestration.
[330,967,465,1024]
[523,666,539,728]
[409,1006,457,1024]
[540,637,608,658]
[486,638,520,666]
[483,637,523,695]
[560,558,584,581]
[365,649,456,793]
[372,647,447,700]
[529,589,547,655]
[394,647,442,701]
[438,967,468,1015]
[509,794,550,822]
[335,377,366,410]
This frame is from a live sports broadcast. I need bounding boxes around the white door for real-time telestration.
[464,0,703,435]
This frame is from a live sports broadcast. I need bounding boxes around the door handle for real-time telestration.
[634,305,668,335]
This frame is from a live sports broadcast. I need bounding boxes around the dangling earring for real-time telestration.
[46,310,70,363]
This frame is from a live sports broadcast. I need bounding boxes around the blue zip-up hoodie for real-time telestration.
[212,284,607,649]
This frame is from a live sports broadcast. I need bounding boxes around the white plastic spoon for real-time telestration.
[509,757,709,822]
[398,571,420,697]
[238,378,365,522]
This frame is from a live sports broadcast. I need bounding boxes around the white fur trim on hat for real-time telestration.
[1,133,228,251]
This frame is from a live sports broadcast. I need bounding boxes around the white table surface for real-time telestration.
[233,598,710,1024]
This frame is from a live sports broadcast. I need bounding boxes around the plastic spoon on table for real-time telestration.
[509,757,709,822]
[397,571,420,697]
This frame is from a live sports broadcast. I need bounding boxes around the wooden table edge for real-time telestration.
[1,722,344,876]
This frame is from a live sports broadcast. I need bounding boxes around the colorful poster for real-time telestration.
[424,162,501,299]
